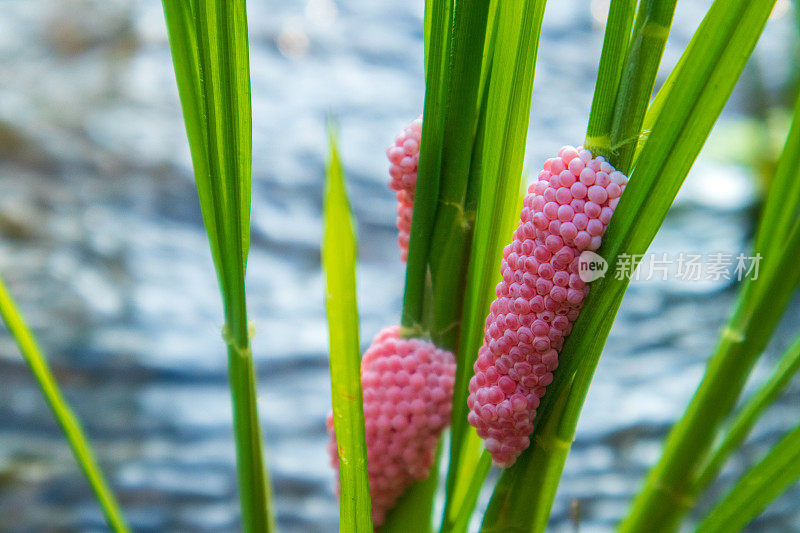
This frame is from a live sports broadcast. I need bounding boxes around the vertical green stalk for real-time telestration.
[401,0,453,332]
[0,274,129,532]
[428,0,491,351]
[162,1,273,531]
[618,3,793,521]
[607,0,677,172]
[384,4,454,530]
[323,134,372,530]
[751,89,800,261]
[695,422,800,533]
[442,0,547,528]
[621,173,800,533]
[585,0,636,157]
[686,92,800,498]
[483,1,777,531]
[225,340,273,533]
[691,332,800,497]
[388,2,490,530]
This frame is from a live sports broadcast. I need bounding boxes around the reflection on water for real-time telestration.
[0,0,798,531]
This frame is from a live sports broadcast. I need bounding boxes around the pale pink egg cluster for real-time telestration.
[467,146,628,467]
[386,116,422,261]
[327,326,456,526]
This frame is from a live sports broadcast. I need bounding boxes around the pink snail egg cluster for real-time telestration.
[327,326,455,527]
[467,146,628,468]
[386,116,422,261]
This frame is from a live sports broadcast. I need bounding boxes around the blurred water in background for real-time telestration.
[0,0,798,531]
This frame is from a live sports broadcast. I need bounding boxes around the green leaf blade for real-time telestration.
[162,2,273,531]
[481,1,778,531]
[0,275,129,532]
[693,332,800,496]
[585,0,636,156]
[619,2,783,530]
[401,0,453,332]
[323,133,373,531]
[443,0,546,523]
[696,424,800,533]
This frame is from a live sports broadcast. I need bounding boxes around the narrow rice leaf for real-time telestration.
[684,92,800,497]
[0,274,129,532]
[692,332,800,496]
[389,1,491,529]
[449,451,492,533]
[751,88,800,266]
[621,5,800,530]
[162,0,223,280]
[695,423,800,533]
[482,2,777,531]
[427,0,490,351]
[162,2,273,531]
[193,0,252,291]
[606,0,677,172]
[401,0,453,331]
[323,133,373,531]
[585,0,636,157]
[442,0,547,528]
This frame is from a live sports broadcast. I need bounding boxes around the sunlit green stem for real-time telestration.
[389,2,489,531]
[687,94,800,497]
[607,0,677,172]
[620,226,800,532]
[483,1,777,531]
[428,0,491,352]
[479,376,572,533]
[442,1,546,529]
[226,338,274,533]
[162,1,274,530]
[401,0,453,332]
[695,423,800,533]
[449,452,491,533]
[691,333,800,497]
[585,0,636,157]
[0,274,129,533]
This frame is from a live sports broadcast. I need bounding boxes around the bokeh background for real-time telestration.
[0,0,799,531]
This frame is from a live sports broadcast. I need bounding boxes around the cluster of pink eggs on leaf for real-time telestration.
[326,113,629,530]
[326,326,455,526]
[467,145,627,467]
[386,116,422,261]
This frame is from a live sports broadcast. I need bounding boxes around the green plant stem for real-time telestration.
[442,1,545,531]
[695,423,800,533]
[428,0,490,351]
[692,332,800,497]
[684,95,800,500]
[388,3,490,531]
[483,1,777,531]
[585,0,636,156]
[323,132,372,530]
[480,376,573,532]
[449,451,492,533]
[751,88,800,260]
[607,0,677,172]
[401,0,453,332]
[162,1,274,530]
[443,11,499,505]
[621,213,800,532]
[225,339,274,533]
[442,1,547,529]
[0,274,129,533]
